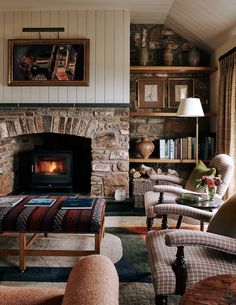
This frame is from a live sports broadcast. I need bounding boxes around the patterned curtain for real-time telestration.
[217,49,236,196]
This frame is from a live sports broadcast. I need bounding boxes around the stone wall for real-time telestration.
[0,107,130,197]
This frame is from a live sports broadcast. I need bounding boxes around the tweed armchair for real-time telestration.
[146,192,236,305]
[145,154,234,230]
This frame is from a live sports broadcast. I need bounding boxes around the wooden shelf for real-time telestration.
[130,66,217,74]
[130,112,213,117]
[129,158,196,164]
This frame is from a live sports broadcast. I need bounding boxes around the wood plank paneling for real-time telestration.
[58,10,69,103]
[31,11,41,103]
[76,10,86,103]
[95,10,105,103]
[67,10,78,104]
[123,10,130,104]
[0,11,4,103]
[114,10,124,103]
[39,11,50,104]
[0,9,130,105]
[12,11,23,104]
[86,10,96,104]
[104,10,114,104]
[4,11,14,103]
[48,10,59,104]
[21,11,32,103]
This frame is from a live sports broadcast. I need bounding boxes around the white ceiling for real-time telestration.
[1,0,236,51]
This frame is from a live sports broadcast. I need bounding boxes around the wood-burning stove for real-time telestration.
[31,151,73,191]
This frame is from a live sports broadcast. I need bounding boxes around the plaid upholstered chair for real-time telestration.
[146,192,236,305]
[145,154,234,230]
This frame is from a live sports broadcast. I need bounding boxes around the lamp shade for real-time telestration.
[176,98,204,117]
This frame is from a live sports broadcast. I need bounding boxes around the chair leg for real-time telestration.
[172,246,187,295]
[147,217,154,231]
[155,295,168,305]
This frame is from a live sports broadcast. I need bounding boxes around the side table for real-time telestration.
[175,196,223,230]
[181,274,236,305]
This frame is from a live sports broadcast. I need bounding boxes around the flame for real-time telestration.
[49,161,57,173]
[35,160,65,174]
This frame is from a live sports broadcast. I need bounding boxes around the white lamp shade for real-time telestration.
[176,98,204,117]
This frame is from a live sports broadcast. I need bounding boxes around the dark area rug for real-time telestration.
[0,227,151,283]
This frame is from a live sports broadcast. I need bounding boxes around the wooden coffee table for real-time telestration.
[181,274,236,305]
[175,196,223,230]
[0,196,105,272]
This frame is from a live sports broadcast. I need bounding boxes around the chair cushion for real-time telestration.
[146,229,236,295]
[185,160,216,192]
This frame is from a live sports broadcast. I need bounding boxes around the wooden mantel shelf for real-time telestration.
[130,66,217,74]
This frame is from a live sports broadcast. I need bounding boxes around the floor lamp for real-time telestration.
[177,97,204,164]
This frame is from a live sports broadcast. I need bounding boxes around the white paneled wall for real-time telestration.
[0,10,130,104]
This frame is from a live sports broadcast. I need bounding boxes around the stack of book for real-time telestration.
[158,136,215,160]
[159,137,196,160]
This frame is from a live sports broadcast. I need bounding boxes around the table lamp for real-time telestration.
[177,97,204,163]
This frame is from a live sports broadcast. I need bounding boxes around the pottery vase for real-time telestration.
[188,48,200,66]
[136,137,155,159]
[163,48,174,66]
[139,47,149,66]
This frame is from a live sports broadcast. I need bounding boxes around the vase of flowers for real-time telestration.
[196,175,222,201]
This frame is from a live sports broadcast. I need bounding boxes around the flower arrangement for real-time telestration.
[196,175,222,200]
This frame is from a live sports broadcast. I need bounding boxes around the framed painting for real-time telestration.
[137,78,165,109]
[168,78,194,108]
[8,39,90,86]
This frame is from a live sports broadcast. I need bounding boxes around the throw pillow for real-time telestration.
[185,160,216,192]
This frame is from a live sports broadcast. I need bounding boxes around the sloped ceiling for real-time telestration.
[0,0,236,51]
[165,0,236,52]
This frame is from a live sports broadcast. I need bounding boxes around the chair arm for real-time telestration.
[0,286,64,305]
[165,230,236,255]
[62,254,119,305]
[149,174,183,185]
[154,204,213,223]
[153,185,207,197]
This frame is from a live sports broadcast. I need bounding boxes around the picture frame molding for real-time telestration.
[168,78,194,108]
[137,77,165,109]
[8,38,90,86]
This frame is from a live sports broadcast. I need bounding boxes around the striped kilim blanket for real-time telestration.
[0,196,105,234]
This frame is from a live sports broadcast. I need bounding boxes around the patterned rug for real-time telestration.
[0,227,180,305]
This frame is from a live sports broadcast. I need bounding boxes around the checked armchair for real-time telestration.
[146,192,236,305]
[145,154,234,230]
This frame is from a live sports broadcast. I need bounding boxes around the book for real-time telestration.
[0,196,25,208]
[159,139,166,159]
[61,197,95,209]
[24,198,56,207]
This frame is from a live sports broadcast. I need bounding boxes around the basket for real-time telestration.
[132,178,156,208]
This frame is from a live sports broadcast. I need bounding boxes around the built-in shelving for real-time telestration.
[130,112,213,117]
[129,65,216,165]
[130,66,217,75]
[129,158,196,163]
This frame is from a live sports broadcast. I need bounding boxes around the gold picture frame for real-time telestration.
[168,78,194,108]
[8,39,90,86]
[137,78,165,109]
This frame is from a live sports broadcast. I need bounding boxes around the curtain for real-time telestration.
[217,49,236,195]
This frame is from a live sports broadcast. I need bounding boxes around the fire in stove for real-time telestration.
[35,158,66,175]
[31,151,73,191]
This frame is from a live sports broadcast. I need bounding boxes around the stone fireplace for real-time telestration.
[0,107,130,197]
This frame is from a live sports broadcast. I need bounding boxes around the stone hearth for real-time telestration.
[0,107,129,197]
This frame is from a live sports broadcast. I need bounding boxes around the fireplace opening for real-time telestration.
[31,151,73,191]
[13,133,92,194]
